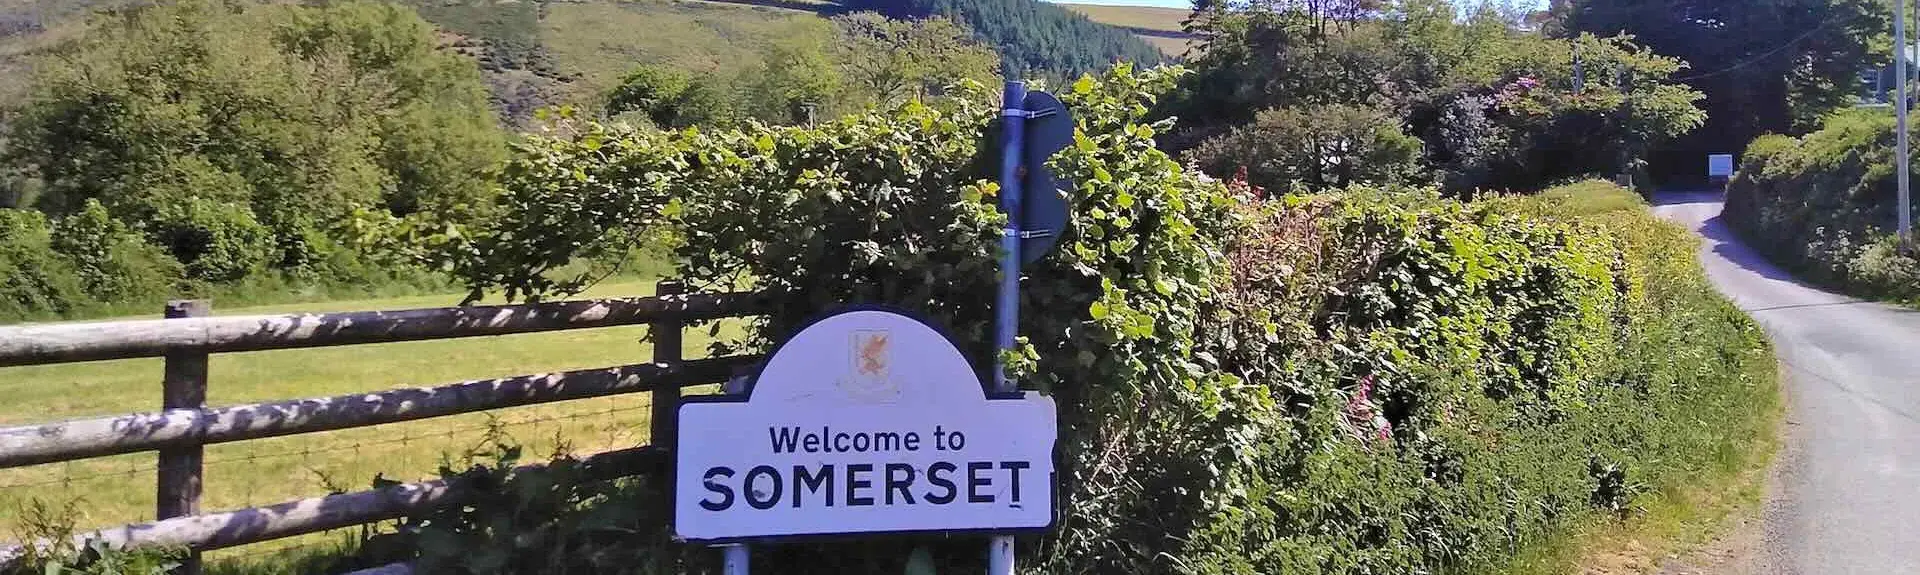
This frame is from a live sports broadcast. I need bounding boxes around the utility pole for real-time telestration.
[1899,0,1912,241]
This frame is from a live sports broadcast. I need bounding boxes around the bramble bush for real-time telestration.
[1169,0,1706,196]
[1185,103,1426,193]
[391,66,1772,574]
[1724,109,1920,303]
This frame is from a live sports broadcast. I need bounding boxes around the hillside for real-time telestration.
[840,0,1166,74]
[0,0,1165,127]
[1060,2,1195,55]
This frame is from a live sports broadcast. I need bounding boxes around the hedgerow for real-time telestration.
[1723,109,1920,303]
[382,66,1772,574]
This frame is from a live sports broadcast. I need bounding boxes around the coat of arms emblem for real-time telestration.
[839,329,901,401]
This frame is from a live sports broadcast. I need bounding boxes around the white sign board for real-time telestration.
[1708,154,1735,178]
[675,308,1057,542]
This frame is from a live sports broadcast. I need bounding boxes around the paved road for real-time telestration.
[1654,192,1920,574]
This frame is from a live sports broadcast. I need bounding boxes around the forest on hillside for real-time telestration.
[841,0,1166,74]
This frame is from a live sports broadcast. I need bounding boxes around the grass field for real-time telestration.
[0,278,741,566]
[540,0,826,104]
[1060,3,1194,55]
[1059,3,1186,32]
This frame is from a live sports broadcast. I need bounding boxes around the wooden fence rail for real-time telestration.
[0,291,769,367]
[0,281,765,573]
[0,357,753,468]
[0,446,662,564]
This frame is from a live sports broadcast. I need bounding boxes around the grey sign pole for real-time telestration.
[721,375,752,574]
[723,545,749,575]
[1899,0,1912,241]
[988,76,1027,575]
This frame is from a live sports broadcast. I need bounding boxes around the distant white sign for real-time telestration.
[1708,154,1735,178]
[674,308,1057,542]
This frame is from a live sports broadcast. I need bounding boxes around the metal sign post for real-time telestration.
[720,376,751,574]
[988,77,1027,575]
[987,74,1075,575]
[1900,0,1913,242]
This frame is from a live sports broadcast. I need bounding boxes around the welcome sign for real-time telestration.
[674,308,1058,542]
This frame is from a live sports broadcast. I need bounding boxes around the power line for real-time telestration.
[1668,14,1844,82]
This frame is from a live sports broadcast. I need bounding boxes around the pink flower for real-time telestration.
[1344,375,1392,444]
[1228,166,1265,202]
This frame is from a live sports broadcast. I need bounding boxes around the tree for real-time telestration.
[6,0,506,276]
[832,14,999,105]
[606,65,693,125]
[606,64,742,128]
[1555,0,1888,180]
[740,20,845,124]
[1186,103,1424,191]
[604,15,999,128]
[839,0,1163,76]
[1168,0,1704,193]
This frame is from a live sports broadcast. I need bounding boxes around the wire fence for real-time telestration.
[199,525,378,575]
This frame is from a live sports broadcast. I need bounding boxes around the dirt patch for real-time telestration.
[1652,506,1768,575]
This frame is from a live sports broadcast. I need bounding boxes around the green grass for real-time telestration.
[539,0,825,104]
[1487,353,1780,575]
[0,15,89,114]
[0,278,742,567]
[1058,3,1187,33]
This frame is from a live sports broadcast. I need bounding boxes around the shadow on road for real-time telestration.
[1652,190,1874,305]
[1696,214,1816,286]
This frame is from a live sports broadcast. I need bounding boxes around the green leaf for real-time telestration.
[1075,132,1096,152]
[1089,300,1110,320]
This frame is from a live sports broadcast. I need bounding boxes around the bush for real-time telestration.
[1723,109,1920,302]
[1174,181,1769,572]
[0,205,181,322]
[7,0,505,287]
[605,65,696,127]
[1186,103,1426,193]
[0,209,86,319]
[147,198,274,282]
[49,199,180,303]
[410,66,1771,575]
[1172,5,1707,195]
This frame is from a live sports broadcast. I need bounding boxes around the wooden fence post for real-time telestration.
[650,281,684,528]
[159,299,209,575]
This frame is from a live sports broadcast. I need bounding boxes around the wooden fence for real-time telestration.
[0,281,770,573]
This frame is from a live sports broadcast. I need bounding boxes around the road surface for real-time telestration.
[1654,191,1920,574]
